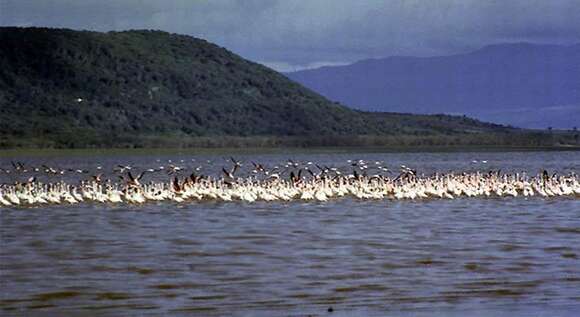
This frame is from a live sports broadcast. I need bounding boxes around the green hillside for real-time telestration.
[0,27,572,149]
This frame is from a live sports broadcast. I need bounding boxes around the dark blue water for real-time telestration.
[1,151,579,316]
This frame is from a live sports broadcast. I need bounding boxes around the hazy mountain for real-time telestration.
[0,27,517,148]
[287,43,580,129]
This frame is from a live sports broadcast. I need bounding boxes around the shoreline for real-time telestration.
[1,145,579,157]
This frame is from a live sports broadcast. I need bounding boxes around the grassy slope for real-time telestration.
[0,27,576,149]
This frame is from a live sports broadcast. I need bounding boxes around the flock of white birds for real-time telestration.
[1,158,579,207]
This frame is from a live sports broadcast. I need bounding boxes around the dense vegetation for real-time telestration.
[0,27,577,149]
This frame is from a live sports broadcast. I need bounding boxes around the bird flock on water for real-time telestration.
[1,158,579,207]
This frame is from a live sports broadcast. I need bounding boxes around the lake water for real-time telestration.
[1,150,579,316]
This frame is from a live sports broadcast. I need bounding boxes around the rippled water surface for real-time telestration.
[1,151,579,316]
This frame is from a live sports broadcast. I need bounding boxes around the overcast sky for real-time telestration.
[1,0,579,71]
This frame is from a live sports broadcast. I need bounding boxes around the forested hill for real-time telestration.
[0,27,552,149]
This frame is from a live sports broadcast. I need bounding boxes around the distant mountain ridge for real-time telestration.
[0,27,518,148]
[286,43,580,129]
